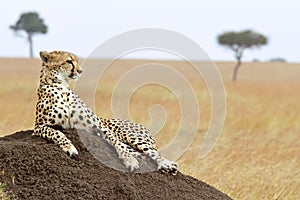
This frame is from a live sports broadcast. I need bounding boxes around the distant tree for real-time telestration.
[10,12,48,58]
[269,57,287,63]
[218,30,267,81]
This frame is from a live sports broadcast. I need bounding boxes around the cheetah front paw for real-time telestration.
[62,144,78,157]
[122,155,139,172]
[158,159,178,175]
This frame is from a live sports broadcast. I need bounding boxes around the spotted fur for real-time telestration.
[33,50,178,174]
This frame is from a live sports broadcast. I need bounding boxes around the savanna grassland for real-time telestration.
[0,58,299,199]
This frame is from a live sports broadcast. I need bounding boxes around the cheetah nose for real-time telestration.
[78,69,83,74]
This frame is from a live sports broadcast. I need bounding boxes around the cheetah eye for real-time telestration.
[66,60,75,67]
[66,60,73,65]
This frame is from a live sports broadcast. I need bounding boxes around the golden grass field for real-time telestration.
[0,58,299,199]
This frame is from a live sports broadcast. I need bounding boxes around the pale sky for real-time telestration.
[1,0,299,62]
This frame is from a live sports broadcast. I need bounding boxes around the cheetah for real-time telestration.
[33,50,178,174]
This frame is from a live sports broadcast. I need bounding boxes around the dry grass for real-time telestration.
[0,58,299,199]
[180,82,300,199]
[0,183,10,200]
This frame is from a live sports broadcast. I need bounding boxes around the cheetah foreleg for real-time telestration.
[33,125,78,157]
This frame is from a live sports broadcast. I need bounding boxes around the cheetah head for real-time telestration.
[39,51,83,84]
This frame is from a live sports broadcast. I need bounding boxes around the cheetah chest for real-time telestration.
[37,85,75,129]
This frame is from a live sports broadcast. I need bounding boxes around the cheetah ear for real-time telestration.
[39,51,50,63]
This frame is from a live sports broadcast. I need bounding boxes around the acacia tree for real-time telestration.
[10,12,48,58]
[218,30,267,81]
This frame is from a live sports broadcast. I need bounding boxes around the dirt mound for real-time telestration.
[0,129,232,200]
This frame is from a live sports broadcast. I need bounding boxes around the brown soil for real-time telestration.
[0,129,232,200]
